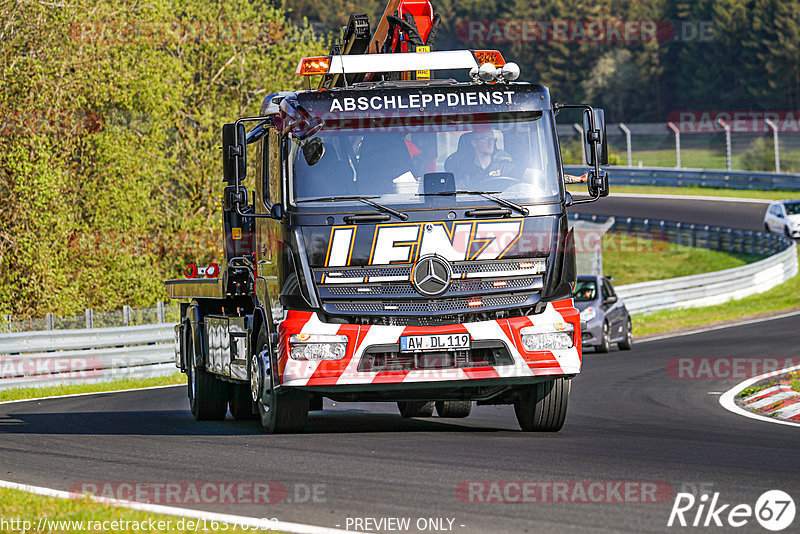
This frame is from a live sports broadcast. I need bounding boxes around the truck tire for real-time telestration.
[397,401,435,418]
[186,334,228,421]
[596,321,611,353]
[253,329,308,433]
[435,400,472,418]
[618,317,633,351]
[229,383,257,420]
[514,378,570,432]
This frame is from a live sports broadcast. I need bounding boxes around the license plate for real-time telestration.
[400,333,470,352]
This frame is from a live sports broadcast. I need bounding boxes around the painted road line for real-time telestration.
[0,384,184,406]
[741,384,787,403]
[0,479,355,534]
[719,364,800,428]
[639,309,800,344]
[746,391,800,410]
[773,402,800,419]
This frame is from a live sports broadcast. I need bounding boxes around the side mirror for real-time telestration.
[222,123,247,183]
[270,202,284,220]
[587,169,610,198]
[302,137,325,166]
[583,108,608,166]
[604,295,618,305]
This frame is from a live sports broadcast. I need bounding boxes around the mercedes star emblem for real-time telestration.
[412,255,452,297]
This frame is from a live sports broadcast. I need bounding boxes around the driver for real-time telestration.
[445,126,518,190]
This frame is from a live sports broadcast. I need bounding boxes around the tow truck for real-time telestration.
[166,0,610,433]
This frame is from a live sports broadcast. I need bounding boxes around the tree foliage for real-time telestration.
[0,0,324,317]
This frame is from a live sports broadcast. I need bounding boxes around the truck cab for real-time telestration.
[167,43,609,433]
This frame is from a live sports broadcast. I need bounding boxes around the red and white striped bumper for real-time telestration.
[277,301,581,388]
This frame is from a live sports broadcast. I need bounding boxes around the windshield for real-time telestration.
[573,280,597,302]
[784,202,800,216]
[289,112,560,210]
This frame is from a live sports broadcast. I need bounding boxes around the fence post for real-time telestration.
[3,315,10,332]
[619,123,632,167]
[85,308,94,329]
[46,312,54,330]
[676,222,682,246]
[765,118,780,172]
[123,305,131,326]
[667,121,681,169]
[157,301,165,324]
[717,119,732,171]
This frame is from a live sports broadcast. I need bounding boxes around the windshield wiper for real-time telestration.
[422,190,529,216]
[296,195,408,221]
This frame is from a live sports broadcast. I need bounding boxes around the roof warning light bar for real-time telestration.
[295,50,507,77]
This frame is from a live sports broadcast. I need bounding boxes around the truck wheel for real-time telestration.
[596,321,611,353]
[186,334,228,421]
[253,329,308,433]
[435,401,472,418]
[618,318,633,351]
[397,401,435,418]
[229,383,257,420]
[514,378,570,432]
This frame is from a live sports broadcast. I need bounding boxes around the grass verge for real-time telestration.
[0,487,261,533]
[602,232,762,286]
[0,374,184,403]
[632,251,800,336]
[568,183,797,201]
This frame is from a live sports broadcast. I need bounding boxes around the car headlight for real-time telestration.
[289,334,347,360]
[520,324,574,351]
[580,307,596,322]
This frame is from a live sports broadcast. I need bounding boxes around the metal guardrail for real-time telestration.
[570,213,799,314]
[0,214,796,392]
[565,165,800,191]
[0,324,177,391]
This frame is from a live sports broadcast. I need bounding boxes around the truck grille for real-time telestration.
[358,341,514,372]
[329,295,529,314]
[324,276,539,296]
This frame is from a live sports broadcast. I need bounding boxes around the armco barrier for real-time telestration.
[0,324,177,391]
[0,217,796,391]
[570,213,799,314]
[564,165,800,191]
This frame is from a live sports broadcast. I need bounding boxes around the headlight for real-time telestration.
[580,307,596,322]
[289,334,347,360]
[520,324,574,351]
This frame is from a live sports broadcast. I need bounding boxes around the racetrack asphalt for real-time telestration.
[1,313,798,533]
[571,194,769,232]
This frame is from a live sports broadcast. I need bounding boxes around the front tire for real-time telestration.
[254,329,308,433]
[397,401,435,418]
[514,378,570,432]
[596,321,611,353]
[618,318,633,351]
[186,334,228,421]
[435,401,472,418]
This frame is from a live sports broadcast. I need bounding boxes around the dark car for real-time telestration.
[573,275,633,352]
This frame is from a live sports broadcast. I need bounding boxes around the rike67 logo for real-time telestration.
[668,490,795,531]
